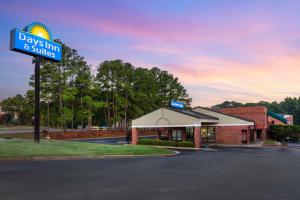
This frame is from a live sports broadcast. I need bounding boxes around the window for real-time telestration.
[207,127,215,139]
[201,127,207,138]
[186,127,194,140]
[172,130,182,141]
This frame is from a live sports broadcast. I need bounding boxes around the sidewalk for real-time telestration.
[213,141,264,148]
[287,143,300,148]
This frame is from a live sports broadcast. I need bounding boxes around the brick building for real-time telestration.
[131,106,292,148]
[193,107,256,144]
[131,107,255,147]
[218,106,289,140]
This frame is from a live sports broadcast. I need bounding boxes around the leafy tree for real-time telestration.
[29,41,92,131]
[211,101,243,109]
[95,60,192,129]
[0,94,26,126]
[1,42,192,130]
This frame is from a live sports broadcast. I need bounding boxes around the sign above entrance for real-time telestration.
[10,22,62,62]
[170,100,185,109]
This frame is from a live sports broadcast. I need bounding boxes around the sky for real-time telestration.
[1,0,300,107]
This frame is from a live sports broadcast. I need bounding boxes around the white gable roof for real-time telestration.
[132,108,218,128]
[193,107,254,126]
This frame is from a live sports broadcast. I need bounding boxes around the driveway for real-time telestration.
[0,147,300,200]
[288,142,300,148]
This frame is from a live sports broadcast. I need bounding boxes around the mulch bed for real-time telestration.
[47,130,158,140]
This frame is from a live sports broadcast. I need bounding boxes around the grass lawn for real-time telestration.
[0,139,173,158]
[263,139,278,145]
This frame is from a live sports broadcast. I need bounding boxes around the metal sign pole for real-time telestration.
[10,22,62,143]
[34,56,41,143]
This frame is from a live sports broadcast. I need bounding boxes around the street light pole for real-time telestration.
[34,56,41,143]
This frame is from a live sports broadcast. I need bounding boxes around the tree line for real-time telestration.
[211,99,300,125]
[0,41,192,131]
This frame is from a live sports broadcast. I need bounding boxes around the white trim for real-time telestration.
[131,123,254,128]
[212,123,254,126]
[199,119,219,123]
[132,108,219,125]
[131,124,202,128]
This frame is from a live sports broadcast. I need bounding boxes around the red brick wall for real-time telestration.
[267,116,285,125]
[215,126,250,144]
[49,130,157,139]
[218,106,267,129]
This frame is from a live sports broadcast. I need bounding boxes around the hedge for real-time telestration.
[176,141,194,148]
[138,139,194,148]
[269,125,300,142]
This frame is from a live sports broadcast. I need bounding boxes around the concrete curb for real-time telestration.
[0,151,178,161]
[153,145,200,151]
[152,145,218,152]
[213,145,263,149]
[263,144,283,147]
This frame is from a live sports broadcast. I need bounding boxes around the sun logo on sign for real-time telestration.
[24,22,53,41]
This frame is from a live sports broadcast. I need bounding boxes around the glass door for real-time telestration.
[200,126,215,144]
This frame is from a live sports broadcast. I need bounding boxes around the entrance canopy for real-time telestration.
[131,108,219,128]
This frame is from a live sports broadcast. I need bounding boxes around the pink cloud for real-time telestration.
[2,2,300,106]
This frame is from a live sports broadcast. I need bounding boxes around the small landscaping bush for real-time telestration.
[177,141,194,147]
[270,125,300,142]
[138,139,177,146]
[138,139,194,148]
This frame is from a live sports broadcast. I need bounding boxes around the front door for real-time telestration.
[200,126,216,144]
[242,130,247,144]
[256,129,263,139]
[250,130,255,142]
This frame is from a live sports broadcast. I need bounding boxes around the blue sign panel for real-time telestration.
[171,100,185,109]
[10,29,62,62]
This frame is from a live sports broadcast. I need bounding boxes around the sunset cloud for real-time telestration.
[1,0,300,106]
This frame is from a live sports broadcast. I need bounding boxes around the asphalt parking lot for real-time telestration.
[1,147,300,200]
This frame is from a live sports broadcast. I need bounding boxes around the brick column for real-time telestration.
[262,129,267,140]
[132,128,138,145]
[194,127,201,149]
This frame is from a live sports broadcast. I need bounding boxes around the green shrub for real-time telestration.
[176,141,194,147]
[138,139,194,147]
[138,139,176,146]
[270,125,300,142]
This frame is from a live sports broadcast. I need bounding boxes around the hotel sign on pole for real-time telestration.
[9,22,62,143]
[10,22,62,62]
